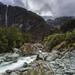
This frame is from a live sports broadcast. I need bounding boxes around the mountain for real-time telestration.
[47,16,75,27]
[0,2,51,40]
[0,0,53,18]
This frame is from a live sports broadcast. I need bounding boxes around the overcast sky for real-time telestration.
[0,0,75,17]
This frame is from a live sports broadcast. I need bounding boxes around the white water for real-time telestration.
[0,54,37,73]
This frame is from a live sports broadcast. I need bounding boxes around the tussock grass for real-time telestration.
[43,29,75,51]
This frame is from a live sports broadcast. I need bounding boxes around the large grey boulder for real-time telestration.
[46,50,59,62]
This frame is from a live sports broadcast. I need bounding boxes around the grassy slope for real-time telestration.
[43,29,75,51]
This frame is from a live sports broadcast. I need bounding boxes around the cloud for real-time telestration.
[0,0,15,5]
[56,0,75,16]
[0,0,75,17]
[27,0,44,10]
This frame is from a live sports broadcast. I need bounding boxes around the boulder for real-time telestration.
[46,50,59,61]
[20,43,45,55]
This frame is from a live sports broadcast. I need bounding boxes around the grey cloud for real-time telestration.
[0,0,75,17]
[56,0,75,16]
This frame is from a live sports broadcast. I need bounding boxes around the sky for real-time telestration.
[0,0,75,17]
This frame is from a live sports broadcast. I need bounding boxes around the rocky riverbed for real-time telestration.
[37,49,75,75]
[0,51,37,75]
[0,47,75,75]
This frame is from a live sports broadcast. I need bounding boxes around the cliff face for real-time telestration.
[0,2,50,40]
[0,2,6,26]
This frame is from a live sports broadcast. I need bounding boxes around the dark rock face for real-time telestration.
[0,2,50,40]
[0,2,6,26]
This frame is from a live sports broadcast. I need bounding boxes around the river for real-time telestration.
[0,52,37,74]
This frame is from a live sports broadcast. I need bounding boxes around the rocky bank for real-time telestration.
[0,43,75,75]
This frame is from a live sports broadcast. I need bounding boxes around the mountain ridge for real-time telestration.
[0,2,51,40]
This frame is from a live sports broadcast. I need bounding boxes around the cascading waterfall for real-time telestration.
[5,5,8,27]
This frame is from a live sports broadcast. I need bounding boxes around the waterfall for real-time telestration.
[5,5,8,27]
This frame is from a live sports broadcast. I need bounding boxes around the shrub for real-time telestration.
[0,27,32,53]
[43,29,75,51]
[44,33,65,51]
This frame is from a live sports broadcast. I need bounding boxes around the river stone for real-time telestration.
[23,62,28,67]
[0,74,5,75]
[4,72,17,75]
[10,72,17,75]
[46,55,57,61]
[56,68,64,73]
[37,51,50,60]
[46,52,59,61]
[71,50,75,57]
